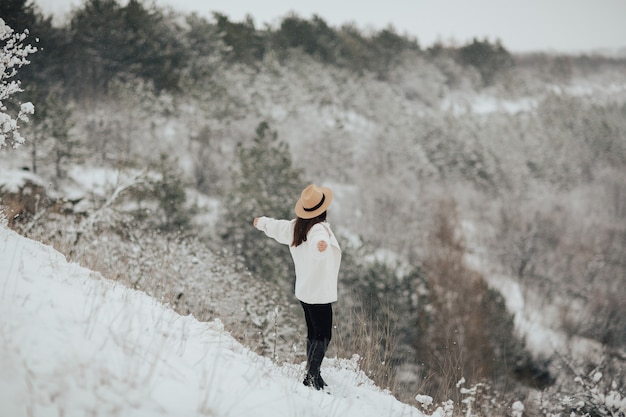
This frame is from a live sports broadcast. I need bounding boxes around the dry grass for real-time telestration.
[0,182,47,228]
[333,299,399,395]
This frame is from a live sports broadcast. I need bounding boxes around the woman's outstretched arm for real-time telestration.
[253,216,293,245]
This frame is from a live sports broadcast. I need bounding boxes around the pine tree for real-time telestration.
[154,156,190,232]
[457,38,514,85]
[69,0,185,94]
[223,121,305,285]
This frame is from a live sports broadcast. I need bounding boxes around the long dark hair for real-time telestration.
[292,211,327,247]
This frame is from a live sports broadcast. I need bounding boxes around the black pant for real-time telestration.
[300,302,333,341]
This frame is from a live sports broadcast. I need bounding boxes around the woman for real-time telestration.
[253,184,341,390]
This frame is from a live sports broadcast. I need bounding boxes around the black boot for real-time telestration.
[316,339,329,388]
[303,338,316,389]
[303,339,328,390]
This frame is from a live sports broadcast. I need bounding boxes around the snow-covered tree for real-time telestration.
[0,17,36,149]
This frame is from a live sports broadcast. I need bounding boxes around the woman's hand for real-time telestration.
[317,240,328,252]
[253,217,259,228]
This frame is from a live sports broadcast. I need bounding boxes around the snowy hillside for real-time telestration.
[3,4,626,413]
[0,225,428,417]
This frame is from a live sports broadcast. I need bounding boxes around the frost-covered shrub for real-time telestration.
[416,378,514,417]
[0,18,36,149]
[561,371,625,417]
[529,354,626,417]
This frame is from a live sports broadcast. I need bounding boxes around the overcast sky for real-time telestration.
[34,0,626,53]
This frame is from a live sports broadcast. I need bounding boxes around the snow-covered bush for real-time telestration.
[0,18,36,149]
[526,354,626,417]
[415,378,516,417]
[557,371,626,417]
[415,394,455,417]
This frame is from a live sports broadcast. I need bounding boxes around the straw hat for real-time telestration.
[294,184,333,219]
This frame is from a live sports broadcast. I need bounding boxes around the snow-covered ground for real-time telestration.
[0,225,428,417]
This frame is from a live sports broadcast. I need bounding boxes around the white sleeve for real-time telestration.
[256,217,294,246]
[309,224,330,259]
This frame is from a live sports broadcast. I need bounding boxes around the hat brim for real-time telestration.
[294,187,333,219]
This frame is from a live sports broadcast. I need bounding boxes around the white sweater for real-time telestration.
[255,217,341,304]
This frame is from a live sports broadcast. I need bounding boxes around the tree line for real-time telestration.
[3,0,516,102]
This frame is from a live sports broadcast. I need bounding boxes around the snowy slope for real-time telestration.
[0,226,426,417]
